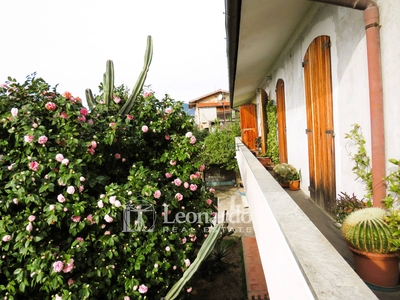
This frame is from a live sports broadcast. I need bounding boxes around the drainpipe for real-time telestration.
[310,0,385,206]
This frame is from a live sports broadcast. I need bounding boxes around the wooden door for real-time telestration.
[240,104,257,151]
[303,36,336,213]
[276,79,288,163]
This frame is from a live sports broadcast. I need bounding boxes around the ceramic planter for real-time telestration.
[257,157,272,168]
[289,180,300,191]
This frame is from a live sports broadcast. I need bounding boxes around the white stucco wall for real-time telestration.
[257,2,400,201]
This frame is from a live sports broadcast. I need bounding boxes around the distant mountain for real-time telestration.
[183,103,195,116]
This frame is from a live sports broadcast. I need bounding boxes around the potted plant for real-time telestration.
[341,207,400,287]
[288,169,301,191]
[272,163,297,188]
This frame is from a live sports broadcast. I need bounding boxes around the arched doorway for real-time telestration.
[303,35,336,212]
[276,79,288,163]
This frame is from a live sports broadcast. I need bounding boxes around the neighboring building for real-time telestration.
[225,1,400,299]
[188,89,231,130]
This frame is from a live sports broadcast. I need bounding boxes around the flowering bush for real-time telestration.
[0,74,217,299]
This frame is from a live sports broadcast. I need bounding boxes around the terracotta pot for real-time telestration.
[279,182,289,188]
[349,246,400,287]
[289,180,300,191]
[257,157,272,167]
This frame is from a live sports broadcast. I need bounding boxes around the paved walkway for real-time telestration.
[214,185,269,300]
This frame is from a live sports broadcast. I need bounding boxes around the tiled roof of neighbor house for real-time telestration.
[188,89,229,109]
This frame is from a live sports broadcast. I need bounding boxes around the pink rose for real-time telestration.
[71,216,81,222]
[63,259,74,273]
[38,136,48,144]
[53,261,64,273]
[165,172,172,178]
[68,278,75,286]
[190,136,196,144]
[79,185,84,193]
[175,193,183,201]
[191,235,197,242]
[104,214,113,223]
[76,237,83,242]
[184,258,191,267]
[206,199,212,205]
[45,102,56,111]
[61,158,69,165]
[189,184,197,192]
[126,114,133,121]
[109,122,116,128]
[61,111,68,119]
[49,204,55,210]
[182,237,187,244]
[124,297,130,300]
[142,125,148,133]
[153,190,161,199]
[55,153,64,162]
[91,141,97,149]
[26,223,33,232]
[2,235,11,242]
[165,135,170,140]
[165,107,173,114]
[170,160,176,166]
[24,135,34,143]
[184,182,189,189]
[78,116,86,122]
[113,96,121,104]
[109,196,116,204]
[209,188,215,193]
[87,119,94,125]
[67,186,75,194]
[114,200,121,208]
[98,200,104,208]
[10,108,18,117]
[57,194,65,203]
[187,287,193,293]
[29,161,39,171]
[115,153,121,159]
[143,91,152,98]
[185,132,192,138]
[80,108,88,116]
[13,198,18,204]
[165,246,171,252]
[104,231,111,235]
[138,284,148,294]
[200,164,205,171]
[174,178,182,186]
[28,215,36,222]
[80,176,85,182]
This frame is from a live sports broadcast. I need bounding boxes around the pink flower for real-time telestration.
[53,261,64,273]
[113,96,121,104]
[88,148,95,155]
[142,125,148,133]
[170,160,176,166]
[109,196,116,204]
[24,135,34,143]
[38,136,48,144]
[190,136,197,144]
[184,258,191,267]
[10,108,18,117]
[185,132,192,138]
[32,123,38,128]
[71,216,81,222]
[209,188,215,193]
[114,200,121,208]
[124,297,130,300]
[61,158,69,165]
[165,107,173,114]
[80,176,85,182]
[28,215,36,222]
[76,237,83,242]
[91,141,97,149]
[190,235,197,242]
[86,214,94,223]
[80,108,88,116]
[175,193,183,201]
[98,200,104,208]
[154,263,159,268]
[63,259,74,273]
[109,122,116,128]
[115,153,121,159]
[2,235,11,242]
[182,237,187,244]
[57,194,65,203]
[55,153,64,162]
[68,278,75,286]
[165,246,171,252]
[206,199,212,205]
[104,231,111,235]
[189,184,198,192]
[60,111,68,119]
[13,198,18,204]
[138,284,148,294]
[189,174,196,180]
[49,204,55,210]
[184,182,189,189]
[187,287,193,293]
[67,186,75,195]
[174,178,182,186]
[26,223,33,232]
[45,102,56,111]
[104,214,113,223]
[173,265,177,270]
[79,185,84,193]
[153,190,161,199]
[63,91,72,99]
[77,116,86,122]
[200,164,205,171]
[55,295,62,300]
[29,161,39,171]
[126,114,133,121]
[143,91,152,98]
[165,135,170,140]
[88,119,94,125]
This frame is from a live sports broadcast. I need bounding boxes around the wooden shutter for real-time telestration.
[276,79,288,163]
[240,104,257,151]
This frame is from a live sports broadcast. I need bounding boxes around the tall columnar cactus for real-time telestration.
[164,224,222,300]
[85,35,153,114]
[342,207,393,254]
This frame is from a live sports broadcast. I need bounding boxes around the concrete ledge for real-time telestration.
[235,138,378,300]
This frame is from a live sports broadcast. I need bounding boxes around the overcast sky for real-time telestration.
[0,0,228,103]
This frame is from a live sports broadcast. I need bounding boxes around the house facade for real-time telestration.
[225,0,400,298]
[188,89,231,130]
[226,0,400,211]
